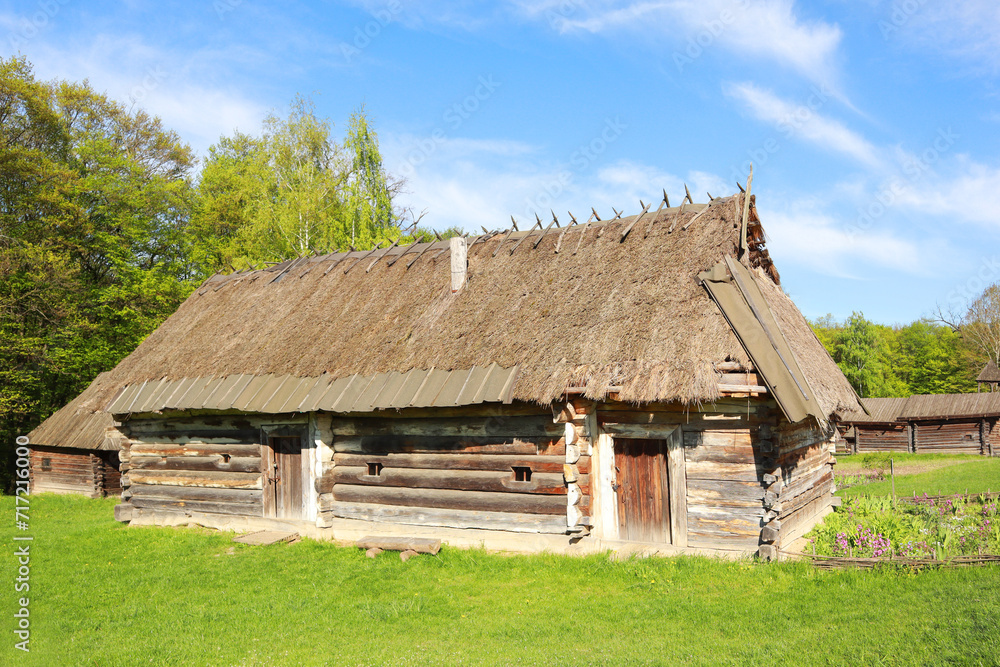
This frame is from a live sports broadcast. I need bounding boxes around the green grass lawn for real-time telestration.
[3,496,1000,665]
[838,456,1000,500]
[836,453,985,476]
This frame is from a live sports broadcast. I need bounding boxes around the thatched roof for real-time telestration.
[39,192,861,445]
[841,392,1000,425]
[28,373,121,451]
[977,360,1000,383]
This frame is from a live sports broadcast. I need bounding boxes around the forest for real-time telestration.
[2,54,999,485]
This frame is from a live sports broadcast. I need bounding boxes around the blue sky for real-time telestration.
[4,1,1000,325]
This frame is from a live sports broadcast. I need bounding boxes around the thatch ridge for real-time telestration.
[73,193,858,419]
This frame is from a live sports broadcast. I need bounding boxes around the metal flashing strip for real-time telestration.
[105,365,520,415]
[700,257,818,425]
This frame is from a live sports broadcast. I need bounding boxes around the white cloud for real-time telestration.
[891,156,1000,227]
[900,1,1000,70]
[760,203,921,278]
[522,0,843,87]
[726,82,881,167]
[24,36,269,158]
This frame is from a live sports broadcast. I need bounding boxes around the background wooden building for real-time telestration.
[28,373,123,497]
[839,394,1000,456]
[78,190,860,559]
[977,361,1000,392]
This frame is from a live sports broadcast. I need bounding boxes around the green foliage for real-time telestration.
[342,105,396,249]
[812,315,979,398]
[0,56,197,483]
[192,98,407,274]
[809,494,1000,559]
[5,494,1000,666]
[860,452,893,475]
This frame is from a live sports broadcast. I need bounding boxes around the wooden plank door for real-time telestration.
[614,438,670,543]
[263,434,303,520]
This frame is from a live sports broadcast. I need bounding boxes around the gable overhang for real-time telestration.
[699,256,822,426]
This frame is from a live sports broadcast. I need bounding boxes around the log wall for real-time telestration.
[116,413,300,517]
[842,418,998,456]
[29,446,109,498]
[319,404,581,534]
[914,420,982,454]
[596,398,776,551]
[856,424,909,453]
[767,415,837,557]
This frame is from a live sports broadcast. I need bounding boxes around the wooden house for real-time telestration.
[840,394,999,456]
[85,191,860,559]
[977,361,1000,392]
[27,373,123,498]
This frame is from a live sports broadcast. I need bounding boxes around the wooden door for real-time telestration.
[614,438,670,543]
[263,434,303,519]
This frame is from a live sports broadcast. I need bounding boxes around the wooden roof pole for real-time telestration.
[740,165,753,260]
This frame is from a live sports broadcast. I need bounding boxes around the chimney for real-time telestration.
[450,236,467,292]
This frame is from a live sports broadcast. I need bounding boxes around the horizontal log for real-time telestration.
[131,497,262,516]
[129,470,262,490]
[130,456,261,473]
[129,484,262,504]
[333,436,564,456]
[321,501,569,534]
[329,416,562,438]
[687,533,759,550]
[356,536,441,555]
[718,383,768,393]
[123,430,261,445]
[684,441,758,465]
[597,411,752,430]
[687,510,763,538]
[685,460,763,483]
[714,361,754,372]
[130,443,261,458]
[601,423,679,439]
[599,398,767,414]
[330,467,579,495]
[719,372,760,385]
[332,452,588,475]
[330,484,579,516]
[684,430,753,449]
[687,479,765,504]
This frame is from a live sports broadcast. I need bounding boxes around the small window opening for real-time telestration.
[41,457,51,472]
[512,466,532,482]
[221,454,231,463]
[367,462,384,477]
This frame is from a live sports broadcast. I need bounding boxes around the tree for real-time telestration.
[192,99,411,274]
[342,106,397,248]
[833,313,906,398]
[0,56,197,486]
[962,283,1000,367]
